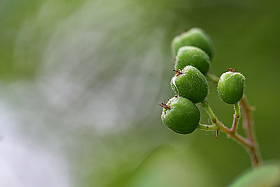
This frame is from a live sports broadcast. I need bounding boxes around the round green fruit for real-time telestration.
[171,66,208,103]
[218,71,245,104]
[175,46,210,75]
[161,96,200,134]
[171,27,214,60]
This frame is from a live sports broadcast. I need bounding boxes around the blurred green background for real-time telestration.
[1,0,280,186]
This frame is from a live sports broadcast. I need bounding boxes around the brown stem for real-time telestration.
[205,73,262,167]
[219,123,253,150]
[240,96,262,167]
[217,119,261,168]
[201,99,262,168]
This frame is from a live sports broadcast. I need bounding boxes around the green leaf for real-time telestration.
[229,162,280,187]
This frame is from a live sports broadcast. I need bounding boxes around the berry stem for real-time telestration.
[201,100,219,126]
[205,72,262,167]
[231,102,241,134]
[219,124,254,152]
[206,72,219,84]
[240,96,262,167]
[201,99,261,167]
[198,124,220,131]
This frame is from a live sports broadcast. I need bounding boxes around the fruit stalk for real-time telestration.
[240,96,262,167]
[201,100,261,167]
[205,71,262,167]
[231,102,240,134]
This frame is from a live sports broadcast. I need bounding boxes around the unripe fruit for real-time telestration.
[160,96,200,134]
[175,46,210,75]
[218,71,245,104]
[171,66,208,103]
[171,27,214,60]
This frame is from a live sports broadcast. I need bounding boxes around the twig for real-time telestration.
[240,96,262,167]
[231,102,240,134]
[201,99,262,167]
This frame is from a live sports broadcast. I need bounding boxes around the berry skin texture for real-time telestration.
[171,27,214,60]
[161,96,200,134]
[175,46,210,75]
[171,66,208,103]
[218,71,245,104]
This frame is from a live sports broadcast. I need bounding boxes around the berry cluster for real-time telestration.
[160,27,245,135]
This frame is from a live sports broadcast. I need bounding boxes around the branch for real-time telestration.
[240,95,262,167]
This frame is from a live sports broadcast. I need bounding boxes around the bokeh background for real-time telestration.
[1,0,280,186]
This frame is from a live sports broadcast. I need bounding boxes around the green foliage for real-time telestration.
[230,162,280,187]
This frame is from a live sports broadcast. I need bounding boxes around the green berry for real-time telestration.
[175,46,210,75]
[160,96,200,134]
[218,71,245,104]
[171,66,208,103]
[171,27,214,59]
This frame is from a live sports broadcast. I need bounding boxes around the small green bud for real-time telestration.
[175,46,210,75]
[171,27,214,60]
[171,66,208,103]
[218,70,245,104]
[160,96,200,134]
